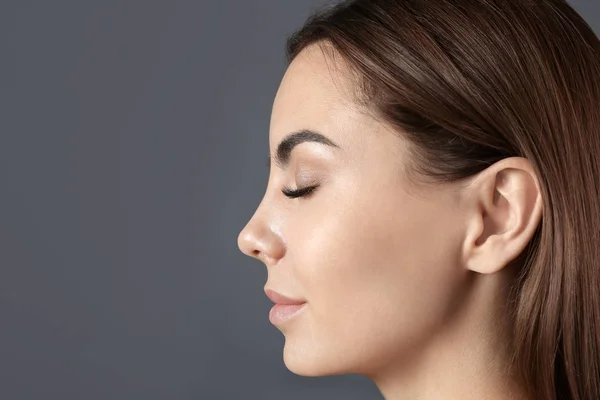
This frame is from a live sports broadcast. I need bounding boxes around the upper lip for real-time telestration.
[264,288,306,305]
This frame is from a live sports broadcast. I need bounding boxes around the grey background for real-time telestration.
[0,1,597,399]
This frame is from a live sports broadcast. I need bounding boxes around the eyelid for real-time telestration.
[281,184,319,199]
[295,165,322,182]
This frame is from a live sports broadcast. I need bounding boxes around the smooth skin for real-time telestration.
[237,43,542,400]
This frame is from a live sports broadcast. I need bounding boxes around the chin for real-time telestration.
[280,337,360,377]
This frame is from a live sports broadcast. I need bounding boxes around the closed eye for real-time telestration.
[281,185,318,199]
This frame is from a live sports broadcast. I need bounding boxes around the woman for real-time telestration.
[237,0,600,399]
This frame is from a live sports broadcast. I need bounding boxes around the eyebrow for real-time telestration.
[267,129,340,169]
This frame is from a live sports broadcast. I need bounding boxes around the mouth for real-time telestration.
[264,288,307,325]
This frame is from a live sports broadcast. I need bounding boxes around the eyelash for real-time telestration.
[281,185,318,199]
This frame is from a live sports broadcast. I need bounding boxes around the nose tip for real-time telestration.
[237,228,258,259]
[237,219,283,266]
[237,202,285,265]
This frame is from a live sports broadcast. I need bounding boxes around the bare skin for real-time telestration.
[237,43,542,400]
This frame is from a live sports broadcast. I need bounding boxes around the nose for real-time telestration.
[237,213,284,265]
[237,223,260,260]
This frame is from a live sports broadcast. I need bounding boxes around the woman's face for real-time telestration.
[237,43,471,377]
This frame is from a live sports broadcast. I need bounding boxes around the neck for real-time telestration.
[367,270,530,400]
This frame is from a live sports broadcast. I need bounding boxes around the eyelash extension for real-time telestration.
[281,185,318,199]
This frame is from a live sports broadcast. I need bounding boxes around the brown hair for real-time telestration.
[284,0,600,399]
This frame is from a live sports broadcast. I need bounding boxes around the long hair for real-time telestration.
[284,1,600,398]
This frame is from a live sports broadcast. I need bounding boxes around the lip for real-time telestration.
[264,288,307,326]
[269,303,306,325]
[264,288,306,305]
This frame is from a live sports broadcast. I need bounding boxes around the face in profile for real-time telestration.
[237,43,473,378]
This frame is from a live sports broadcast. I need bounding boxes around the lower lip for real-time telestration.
[269,303,307,325]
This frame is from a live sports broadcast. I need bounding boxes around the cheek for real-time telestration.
[285,188,466,369]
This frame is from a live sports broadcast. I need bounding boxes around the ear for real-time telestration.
[461,157,543,274]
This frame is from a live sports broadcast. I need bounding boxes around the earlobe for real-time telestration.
[461,157,543,275]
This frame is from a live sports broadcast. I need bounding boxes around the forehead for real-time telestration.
[269,44,363,146]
